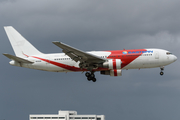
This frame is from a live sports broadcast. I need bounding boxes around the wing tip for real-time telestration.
[52,41,60,43]
[3,53,10,56]
[4,26,13,29]
[53,41,64,45]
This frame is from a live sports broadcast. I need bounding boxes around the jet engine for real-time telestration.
[100,69,122,76]
[103,59,122,69]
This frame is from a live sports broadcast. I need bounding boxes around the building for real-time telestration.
[30,110,105,120]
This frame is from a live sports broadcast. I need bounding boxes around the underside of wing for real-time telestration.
[3,53,33,63]
[52,41,106,63]
[52,41,107,71]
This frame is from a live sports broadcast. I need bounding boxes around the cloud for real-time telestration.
[1,0,180,120]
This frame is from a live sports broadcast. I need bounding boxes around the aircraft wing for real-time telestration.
[3,53,33,63]
[52,41,106,63]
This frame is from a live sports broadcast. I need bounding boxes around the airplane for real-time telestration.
[3,26,177,82]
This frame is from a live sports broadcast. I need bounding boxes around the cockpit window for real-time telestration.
[166,52,172,55]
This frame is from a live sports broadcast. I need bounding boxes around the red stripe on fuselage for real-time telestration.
[31,49,146,72]
[32,56,84,71]
[32,56,108,72]
[107,49,146,68]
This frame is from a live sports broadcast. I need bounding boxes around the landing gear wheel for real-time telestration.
[160,72,164,76]
[160,67,164,76]
[85,71,96,82]
[90,74,95,78]
[92,78,96,82]
[85,72,91,77]
[87,77,91,81]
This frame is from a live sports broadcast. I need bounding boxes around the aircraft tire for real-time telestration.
[160,72,164,76]
[87,77,92,81]
[85,72,91,77]
[92,78,96,82]
[90,74,95,78]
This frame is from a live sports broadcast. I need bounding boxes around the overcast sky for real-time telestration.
[0,0,180,120]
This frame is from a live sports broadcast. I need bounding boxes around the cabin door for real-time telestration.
[155,51,159,59]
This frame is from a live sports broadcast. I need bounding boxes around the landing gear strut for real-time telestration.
[85,72,96,82]
[160,67,164,76]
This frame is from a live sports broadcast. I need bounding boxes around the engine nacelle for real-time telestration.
[103,59,122,69]
[100,69,122,76]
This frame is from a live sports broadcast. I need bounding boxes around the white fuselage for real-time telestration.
[9,49,177,72]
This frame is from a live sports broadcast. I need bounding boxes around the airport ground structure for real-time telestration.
[30,110,105,120]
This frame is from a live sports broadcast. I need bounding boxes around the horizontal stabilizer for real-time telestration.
[3,53,33,63]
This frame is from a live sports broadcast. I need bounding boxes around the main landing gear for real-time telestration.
[160,67,164,76]
[85,72,96,82]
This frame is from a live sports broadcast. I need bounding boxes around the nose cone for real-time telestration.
[174,55,177,62]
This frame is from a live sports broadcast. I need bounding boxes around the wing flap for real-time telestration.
[62,49,79,62]
[3,53,33,63]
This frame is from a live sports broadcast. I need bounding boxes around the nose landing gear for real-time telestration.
[85,72,96,82]
[160,67,164,76]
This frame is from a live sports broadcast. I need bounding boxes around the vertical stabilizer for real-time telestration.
[4,26,43,57]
